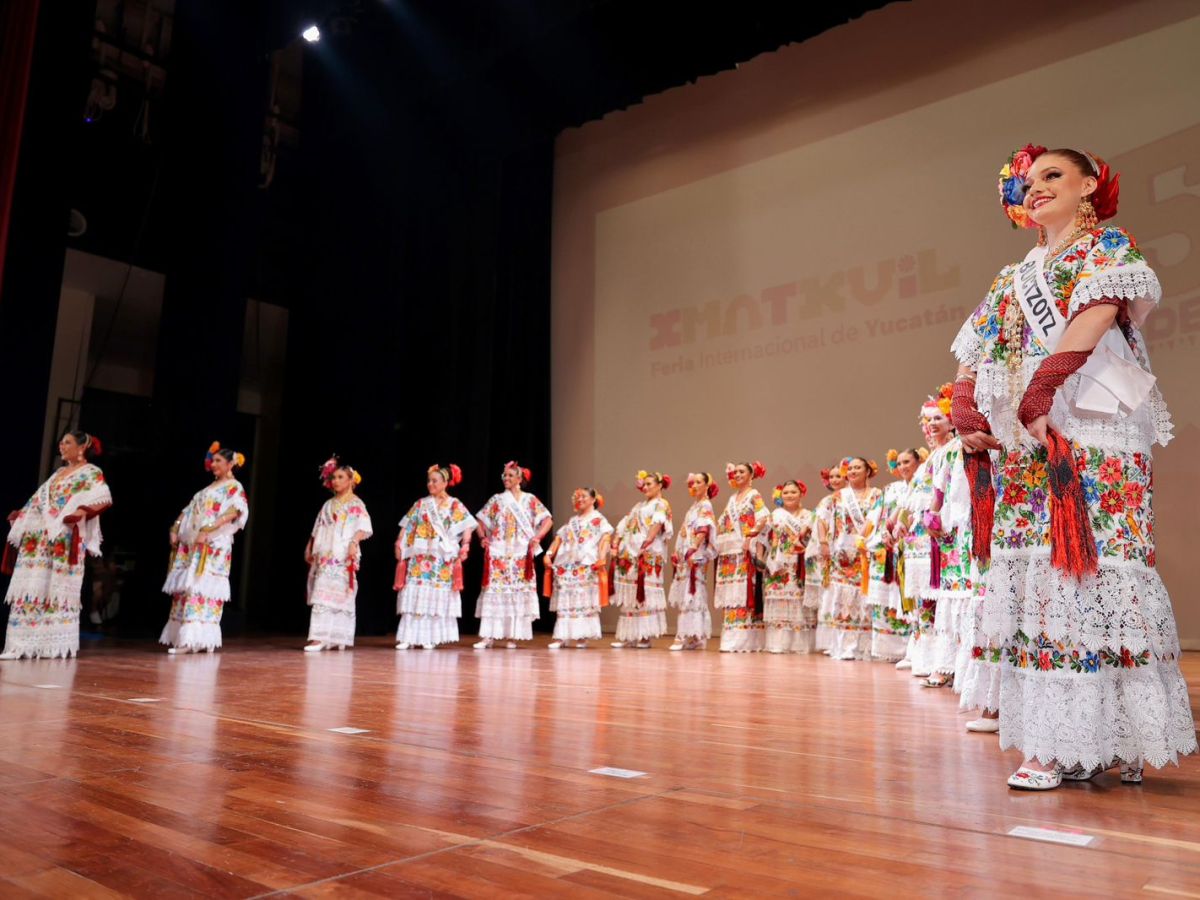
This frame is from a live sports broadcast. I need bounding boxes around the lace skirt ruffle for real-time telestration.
[308,605,356,646]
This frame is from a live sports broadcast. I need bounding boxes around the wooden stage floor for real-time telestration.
[1,637,1198,898]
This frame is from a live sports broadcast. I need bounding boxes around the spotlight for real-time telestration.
[301,24,321,43]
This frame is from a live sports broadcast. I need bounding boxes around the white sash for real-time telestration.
[501,491,542,557]
[1016,245,1156,416]
[422,497,461,555]
[766,509,808,575]
[836,487,872,553]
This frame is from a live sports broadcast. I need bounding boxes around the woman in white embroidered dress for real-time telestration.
[916,387,980,690]
[395,463,475,650]
[897,406,951,678]
[759,480,814,654]
[667,472,718,651]
[161,443,249,654]
[812,463,846,653]
[304,457,372,651]
[818,457,882,661]
[950,145,1195,788]
[474,461,551,649]
[611,470,672,648]
[2,431,112,660]
[713,461,769,653]
[545,487,612,649]
[876,448,924,667]
[866,450,915,662]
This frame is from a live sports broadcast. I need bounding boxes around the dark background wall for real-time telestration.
[0,0,882,639]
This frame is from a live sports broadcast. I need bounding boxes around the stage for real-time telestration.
[0,639,1197,897]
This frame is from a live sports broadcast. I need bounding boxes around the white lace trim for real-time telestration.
[950,316,983,367]
[980,552,1181,658]
[3,617,79,659]
[614,607,667,641]
[1070,266,1161,309]
[162,571,231,601]
[398,582,462,617]
[4,572,84,610]
[308,606,356,646]
[474,588,538,620]
[999,664,1196,769]
[159,621,222,650]
[397,614,460,645]
[552,610,602,640]
[675,607,712,640]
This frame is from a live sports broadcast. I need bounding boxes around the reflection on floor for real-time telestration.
[0,636,1197,896]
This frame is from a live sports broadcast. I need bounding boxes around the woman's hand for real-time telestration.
[1024,414,1050,448]
[960,430,1002,453]
[819,541,830,560]
[195,530,210,546]
[348,541,360,563]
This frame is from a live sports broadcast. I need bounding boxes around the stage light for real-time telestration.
[302,24,321,43]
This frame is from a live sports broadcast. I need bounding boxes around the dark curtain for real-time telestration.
[0,0,41,294]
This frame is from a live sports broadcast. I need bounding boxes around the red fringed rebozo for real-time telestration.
[951,378,995,564]
[523,549,535,582]
[481,546,491,588]
[1045,428,1098,578]
[1,540,15,575]
[636,556,647,604]
[1018,351,1097,579]
[745,551,756,613]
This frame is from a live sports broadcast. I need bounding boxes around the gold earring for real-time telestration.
[1037,226,1047,247]
[1076,197,1097,231]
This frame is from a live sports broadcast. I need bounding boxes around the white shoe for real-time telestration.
[167,646,193,655]
[635,641,652,649]
[304,643,325,652]
[575,641,588,649]
[895,659,912,670]
[611,641,627,649]
[669,642,684,651]
[422,644,435,650]
[1008,765,1063,791]
[966,717,1000,733]
[548,640,564,650]
[395,642,411,650]
[505,641,518,649]
[473,639,493,650]
[0,651,20,660]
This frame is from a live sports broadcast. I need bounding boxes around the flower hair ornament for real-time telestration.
[638,470,671,489]
[999,143,1120,229]
[574,487,605,510]
[886,449,900,474]
[205,441,245,471]
[503,461,532,484]
[726,460,766,485]
[428,463,462,487]
[819,467,833,491]
[918,447,930,462]
[773,479,809,506]
[320,455,362,489]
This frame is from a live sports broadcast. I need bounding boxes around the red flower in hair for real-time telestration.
[1090,159,1120,221]
[707,482,719,500]
[448,464,463,487]
[661,474,672,489]
[88,436,104,458]
[752,460,767,480]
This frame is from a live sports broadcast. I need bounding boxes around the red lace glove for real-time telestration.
[1018,351,1091,425]
[951,379,990,435]
[951,378,997,564]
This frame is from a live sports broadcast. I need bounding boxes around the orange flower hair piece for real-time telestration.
[886,448,900,474]
[204,441,222,471]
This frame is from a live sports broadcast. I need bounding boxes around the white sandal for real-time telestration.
[965,717,1000,733]
[473,639,493,650]
[304,643,325,652]
[547,640,564,650]
[395,642,411,650]
[1007,765,1064,791]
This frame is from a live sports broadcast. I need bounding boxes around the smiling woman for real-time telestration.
[951,144,1195,791]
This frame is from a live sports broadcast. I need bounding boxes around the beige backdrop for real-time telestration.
[551,0,1200,642]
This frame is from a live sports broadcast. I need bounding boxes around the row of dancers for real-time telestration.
[3,144,1197,793]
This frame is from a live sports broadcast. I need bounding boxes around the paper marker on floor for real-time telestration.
[1008,825,1095,847]
[328,727,370,735]
[590,767,648,779]
[127,698,164,703]
[32,684,62,689]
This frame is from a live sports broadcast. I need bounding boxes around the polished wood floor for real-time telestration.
[0,637,1197,898]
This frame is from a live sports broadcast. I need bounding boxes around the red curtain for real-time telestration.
[0,0,42,302]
